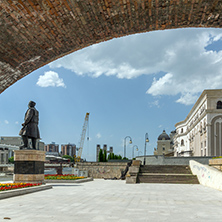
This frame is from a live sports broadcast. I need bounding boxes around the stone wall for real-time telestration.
[136,155,213,165]
[190,160,222,191]
[209,158,222,171]
[76,162,128,179]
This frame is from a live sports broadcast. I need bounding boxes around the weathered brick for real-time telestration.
[0,0,222,93]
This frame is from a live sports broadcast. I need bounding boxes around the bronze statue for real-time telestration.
[19,101,40,150]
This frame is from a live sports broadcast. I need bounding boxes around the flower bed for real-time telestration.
[0,183,42,192]
[45,174,85,180]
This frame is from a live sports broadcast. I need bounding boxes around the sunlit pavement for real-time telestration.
[1,179,222,222]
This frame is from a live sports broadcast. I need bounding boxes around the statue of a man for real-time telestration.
[19,101,40,150]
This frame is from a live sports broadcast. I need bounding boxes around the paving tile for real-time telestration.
[1,179,222,221]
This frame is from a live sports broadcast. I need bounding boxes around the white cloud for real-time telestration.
[4,120,9,124]
[149,100,160,108]
[15,121,19,124]
[96,133,101,139]
[37,71,66,88]
[49,28,222,105]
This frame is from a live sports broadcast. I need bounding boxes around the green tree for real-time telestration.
[8,156,14,163]
[99,149,103,162]
[111,153,115,159]
[118,155,122,160]
[103,150,107,162]
[108,153,111,160]
[62,155,73,162]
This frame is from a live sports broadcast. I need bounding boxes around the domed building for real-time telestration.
[154,130,174,156]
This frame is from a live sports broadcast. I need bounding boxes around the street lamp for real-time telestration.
[132,145,138,159]
[124,136,132,158]
[144,133,149,165]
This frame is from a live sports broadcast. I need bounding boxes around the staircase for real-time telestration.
[137,165,199,184]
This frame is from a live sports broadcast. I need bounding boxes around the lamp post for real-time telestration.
[132,145,138,159]
[144,133,149,165]
[124,136,132,158]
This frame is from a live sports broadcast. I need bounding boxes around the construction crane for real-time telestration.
[75,112,90,162]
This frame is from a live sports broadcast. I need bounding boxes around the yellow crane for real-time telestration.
[75,112,90,162]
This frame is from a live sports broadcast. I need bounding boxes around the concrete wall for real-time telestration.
[76,162,128,179]
[136,155,213,165]
[190,160,222,191]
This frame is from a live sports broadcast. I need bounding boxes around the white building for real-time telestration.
[0,136,44,158]
[174,89,222,157]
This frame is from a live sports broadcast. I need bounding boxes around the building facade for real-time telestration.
[154,130,174,156]
[174,89,222,157]
[96,144,113,161]
[61,144,76,157]
[0,148,8,164]
[44,142,59,154]
[0,136,44,158]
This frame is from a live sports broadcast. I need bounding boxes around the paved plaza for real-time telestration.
[1,179,222,222]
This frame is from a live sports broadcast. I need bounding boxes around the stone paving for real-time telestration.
[1,179,222,222]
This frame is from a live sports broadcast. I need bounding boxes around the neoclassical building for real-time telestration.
[174,89,222,157]
[154,130,175,156]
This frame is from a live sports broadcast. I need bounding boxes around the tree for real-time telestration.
[62,155,73,162]
[8,156,14,163]
[99,149,103,162]
[103,150,107,162]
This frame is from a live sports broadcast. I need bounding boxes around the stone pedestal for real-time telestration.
[126,160,141,184]
[13,150,45,184]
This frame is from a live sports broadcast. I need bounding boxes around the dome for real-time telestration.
[158,130,170,140]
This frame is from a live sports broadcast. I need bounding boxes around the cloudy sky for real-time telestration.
[1,28,222,160]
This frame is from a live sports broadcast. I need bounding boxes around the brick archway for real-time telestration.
[1,0,222,93]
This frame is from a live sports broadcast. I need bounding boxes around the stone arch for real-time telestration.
[1,1,222,93]
[210,115,222,156]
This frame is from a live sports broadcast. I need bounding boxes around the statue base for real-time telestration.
[13,150,45,184]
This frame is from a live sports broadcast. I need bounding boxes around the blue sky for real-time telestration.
[1,28,222,161]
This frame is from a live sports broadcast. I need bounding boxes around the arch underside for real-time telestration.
[1,0,222,93]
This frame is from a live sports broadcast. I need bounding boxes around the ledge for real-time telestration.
[0,184,52,200]
[45,177,94,183]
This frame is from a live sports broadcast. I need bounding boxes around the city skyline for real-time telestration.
[1,28,222,161]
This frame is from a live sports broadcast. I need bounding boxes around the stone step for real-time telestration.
[140,165,191,174]
[137,174,199,184]
[139,173,194,176]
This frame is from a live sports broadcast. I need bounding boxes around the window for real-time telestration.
[162,147,165,151]
[217,101,222,109]
[181,128,183,133]
[181,139,184,146]
[1,154,4,163]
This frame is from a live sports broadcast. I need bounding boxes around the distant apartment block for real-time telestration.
[44,142,59,154]
[61,144,76,157]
